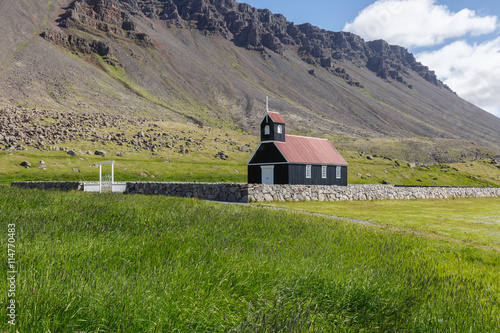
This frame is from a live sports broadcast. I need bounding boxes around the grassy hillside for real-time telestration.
[341,150,500,187]
[1,107,499,186]
[3,148,500,187]
[0,186,499,332]
[0,111,254,184]
[1,118,499,187]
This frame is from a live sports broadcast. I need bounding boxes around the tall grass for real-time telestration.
[0,186,499,332]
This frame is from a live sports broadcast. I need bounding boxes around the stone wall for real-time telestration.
[10,181,500,203]
[11,181,84,191]
[248,184,500,202]
[126,182,249,203]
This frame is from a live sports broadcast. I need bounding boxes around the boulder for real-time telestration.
[67,150,78,156]
[20,161,31,168]
[94,150,107,157]
[237,145,251,152]
[215,151,229,160]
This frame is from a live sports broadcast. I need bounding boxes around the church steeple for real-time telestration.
[260,97,286,142]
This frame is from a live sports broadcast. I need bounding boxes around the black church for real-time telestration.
[248,111,348,185]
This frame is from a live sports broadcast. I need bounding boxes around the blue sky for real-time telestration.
[244,0,500,117]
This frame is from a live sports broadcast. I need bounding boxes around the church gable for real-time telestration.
[248,142,287,164]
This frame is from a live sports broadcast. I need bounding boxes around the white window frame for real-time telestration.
[322,165,327,179]
[336,166,341,179]
[277,125,282,134]
[306,165,312,179]
[264,125,270,135]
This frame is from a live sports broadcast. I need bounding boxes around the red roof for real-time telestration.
[267,111,285,124]
[274,135,348,165]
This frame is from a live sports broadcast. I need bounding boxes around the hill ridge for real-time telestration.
[47,0,451,92]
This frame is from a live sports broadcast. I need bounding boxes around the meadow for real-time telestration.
[262,197,500,251]
[1,186,499,332]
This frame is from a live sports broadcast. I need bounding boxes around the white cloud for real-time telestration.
[344,0,498,48]
[417,38,500,117]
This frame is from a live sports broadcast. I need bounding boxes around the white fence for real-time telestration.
[83,182,127,193]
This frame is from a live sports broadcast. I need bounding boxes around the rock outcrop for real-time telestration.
[41,0,153,57]
[156,0,451,90]
[41,28,112,56]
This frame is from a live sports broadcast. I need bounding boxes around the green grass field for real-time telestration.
[261,197,500,251]
[1,186,499,332]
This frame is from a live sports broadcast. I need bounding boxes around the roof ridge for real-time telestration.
[274,135,348,165]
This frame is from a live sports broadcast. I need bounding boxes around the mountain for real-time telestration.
[0,0,499,150]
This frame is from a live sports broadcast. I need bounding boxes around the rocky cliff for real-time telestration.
[44,0,449,91]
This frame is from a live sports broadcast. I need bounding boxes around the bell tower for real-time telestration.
[260,97,285,142]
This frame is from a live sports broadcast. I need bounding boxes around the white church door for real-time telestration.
[261,166,274,185]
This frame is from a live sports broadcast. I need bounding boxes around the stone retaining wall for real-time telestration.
[248,184,500,202]
[11,181,84,191]
[126,182,249,203]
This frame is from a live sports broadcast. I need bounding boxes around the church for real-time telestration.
[247,110,348,185]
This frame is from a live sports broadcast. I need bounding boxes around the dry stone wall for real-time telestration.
[248,184,500,202]
[10,182,500,203]
[11,181,84,191]
[126,182,249,203]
